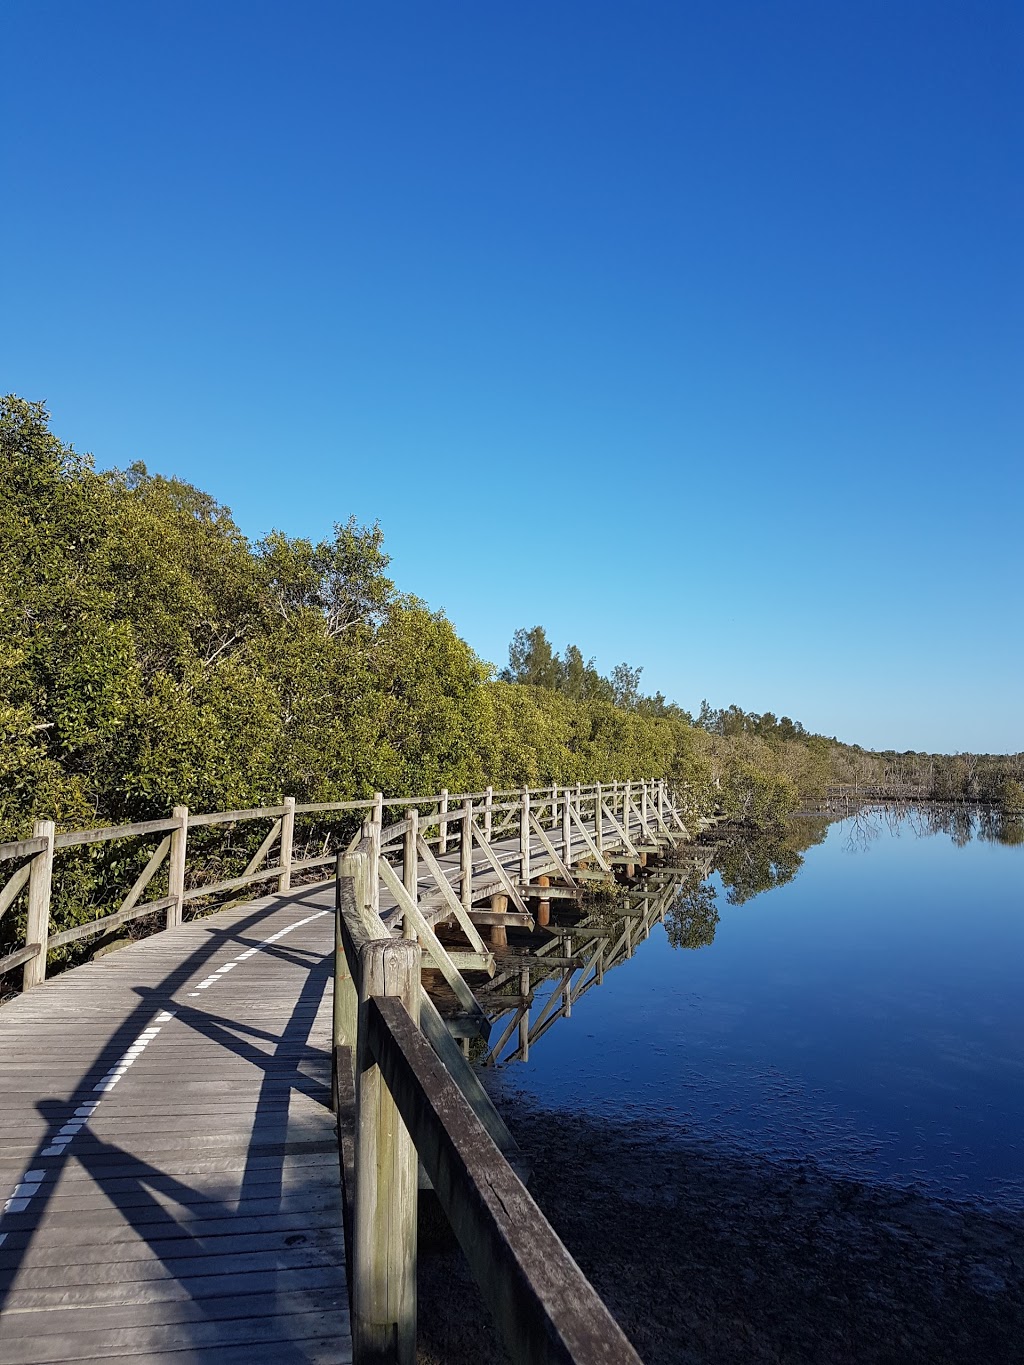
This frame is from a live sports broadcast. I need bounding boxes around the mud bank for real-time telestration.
[416,1097,1023,1364]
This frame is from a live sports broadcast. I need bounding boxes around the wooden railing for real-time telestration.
[0,778,688,997]
[333,838,645,1365]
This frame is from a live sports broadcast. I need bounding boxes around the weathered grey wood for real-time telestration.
[518,884,581,900]
[415,834,489,956]
[418,993,524,1175]
[120,834,172,915]
[0,835,49,863]
[377,858,488,1034]
[566,801,612,873]
[22,819,54,990]
[0,942,42,976]
[460,801,473,910]
[466,910,535,929]
[437,789,449,856]
[278,796,296,892]
[353,938,420,1365]
[469,823,531,915]
[0,861,32,921]
[52,817,178,850]
[187,804,287,827]
[368,995,643,1365]
[47,895,176,949]
[520,788,531,885]
[181,866,285,902]
[166,804,188,929]
[402,808,418,906]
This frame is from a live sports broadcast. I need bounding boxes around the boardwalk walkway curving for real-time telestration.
[0,783,686,1363]
[0,885,346,1363]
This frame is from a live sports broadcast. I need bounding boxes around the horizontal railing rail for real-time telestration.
[0,777,691,999]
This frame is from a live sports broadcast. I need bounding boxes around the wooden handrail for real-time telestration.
[332,845,646,1364]
[1,777,674,994]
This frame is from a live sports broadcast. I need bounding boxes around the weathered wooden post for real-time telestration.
[490,891,508,948]
[369,797,384,920]
[22,818,54,991]
[536,873,550,928]
[550,783,559,831]
[520,787,531,885]
[641,781,649,835]
[278,796,296,893]
[333,850,366,1104]
[623,781,632,842]
[167,805,188,929]
[484,786,493,843]
[658,778,666,826]
[438,789,449,856]
[595,781,604,857]
[562,786,572,861]
[460,800,474,911]
[353,936,420,1365]
[403,809,419,940]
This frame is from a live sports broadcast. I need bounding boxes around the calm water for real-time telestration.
[491,808,1024,1210]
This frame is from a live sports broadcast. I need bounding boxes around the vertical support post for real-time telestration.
[167,805,188,929]
[403,809,419,940]
[658,778,666,826]
[551,783,559,831]
[484,786,493,843]
[490,891,508,948]
[278,795,295,893]
[562,786,571,861]
[353,937,420,1365]
[403,809,418,900]
[641,781,649,835]
[520,787,531,885]
[460,800,474,910]
[333,850,365,1106]
[623,781,632,841]
[536,873,550,928]
[438,789,449,857]
[370,796,384,920]
[23,818,54,991]
[595,781,603,857]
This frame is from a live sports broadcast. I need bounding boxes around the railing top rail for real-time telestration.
[0,836,49,863]
[187,805,286,828]
[294,799,377,814]
[53,817,179,849]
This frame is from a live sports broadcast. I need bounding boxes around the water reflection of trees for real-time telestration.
[843,802,1024,850]
[664,817,831,948]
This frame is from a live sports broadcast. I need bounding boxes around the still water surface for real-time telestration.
[492,809,1024,1210]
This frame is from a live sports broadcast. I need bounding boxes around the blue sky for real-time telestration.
[3,2,1021,753]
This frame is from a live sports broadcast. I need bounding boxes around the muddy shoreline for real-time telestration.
[416,1097,1024,1364]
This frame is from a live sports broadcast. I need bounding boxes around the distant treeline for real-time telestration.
[2,394,1022,849]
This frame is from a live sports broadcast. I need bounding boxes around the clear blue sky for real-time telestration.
[3,1,1021,753]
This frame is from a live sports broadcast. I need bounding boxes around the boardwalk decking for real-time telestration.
[0,886,346,1363]
[0,786,686,1362]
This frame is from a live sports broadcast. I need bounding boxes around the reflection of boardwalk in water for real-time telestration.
[474,849,716,1066]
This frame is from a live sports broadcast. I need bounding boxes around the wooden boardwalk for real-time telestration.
[0,885,347,1363]
[0,779,694,1363]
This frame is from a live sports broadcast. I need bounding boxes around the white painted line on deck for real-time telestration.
[0,1008,178,1240]
[186,909,330,997]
